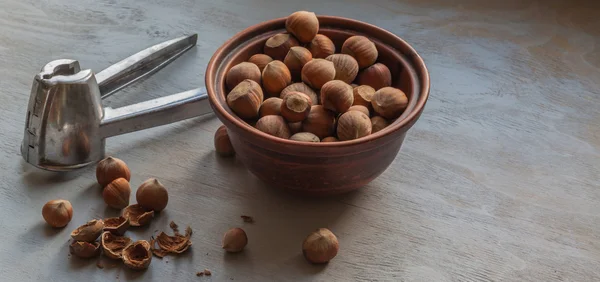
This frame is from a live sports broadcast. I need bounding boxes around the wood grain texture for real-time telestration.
[0,0,599,281]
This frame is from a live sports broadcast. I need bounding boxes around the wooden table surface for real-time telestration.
[1,0,599,281]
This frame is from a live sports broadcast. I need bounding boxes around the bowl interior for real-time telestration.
[207,16,429,152]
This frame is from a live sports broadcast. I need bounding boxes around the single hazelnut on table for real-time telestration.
[259,97,283,117]
[321,136,339,142]
[320,80,354,113]
[71,219,104,242]
[308,34,335,59]
[353,85,376,108]
[370,116,390,133]
[302,228,339,264]
[325,54,359,84]
[226,62,261,91]
[255,115,291,139]
[123,204,154,227]
[96,156,130,188]
[214,125,235,157]
[122,240,152,270]
[290,132,320,142]
[337,111,372,141]
[301,59,336,89]
[288,122,303,134]
[281,91,312,122]
[136,178,168,212]
[281,82,318,105]
[285,11,319,43]
[262,60,292,97]
[248,54,273,72]
[284,46,313,80]
[348,105,370,117]
[302,105,336,139]
[263,33,299,61]
[357,63,392,90]
[222,227,248,253]
[41,199,73,228]
[342,35,378,69]
[103,178,131,210]
[69,241,102,258]
[371,87,408,119]
[227,79,264,119]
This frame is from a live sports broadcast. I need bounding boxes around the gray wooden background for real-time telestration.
[1,0,599,281]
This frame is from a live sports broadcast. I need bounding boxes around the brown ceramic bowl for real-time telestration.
[206,15,430,196]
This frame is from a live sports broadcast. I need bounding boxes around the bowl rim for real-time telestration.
[206,15,430,148]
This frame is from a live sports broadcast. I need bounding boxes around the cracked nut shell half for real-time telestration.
[122,204,154,227]
[101,231,133,259]
[122,240,152,270]
[103,216,130,235]
[69,241,101,258]
[70,219,104,242]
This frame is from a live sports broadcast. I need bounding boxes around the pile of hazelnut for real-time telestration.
[223,10,408,143]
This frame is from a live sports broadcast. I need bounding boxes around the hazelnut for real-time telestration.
[222,227,248,253]
[302,228,339,264]
[263,33,299,61]
[69,241,101,258]
[122,240,152,270]
[71,219,104,242]
[325,54,359,84]
[301,59,335,89]
[227,79,264,119]
[371,87,408,119]
[320,80,354,113]
[101,231,133,259]
[357,63,392,90]
[248,54,273,72]
[288,122,303,134]
[301,105,336,139]
[285,11,319,43]
[259,97,283,117]
[96,156,130,188]
[290,132,320,142]
[280,83,318,105]
[321,136,339,142]
[308,34,335,59]
[284,46,313,79]
[123,204,154,227]
[280,92,312,122]
[353,85,376,108]
[103,216,130,236]
[103,178,131,210]
[337,111,372,141]
[371,116,390,133]
[348,105,370,117]
[255,115,291,139]
[214,125,235,157]
[41,199,73,228]
[136,178,168,212]
[262,60,292,96]
[225,62,261,90]
[341,36,378,69]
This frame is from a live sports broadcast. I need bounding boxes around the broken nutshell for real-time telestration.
[71,219,104,242]
[150,225,193,258]
[123,204,154,227]
[122,240,152,270]
[101,231,133,259]
[103,216,130,235]
[69,241,102,258]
